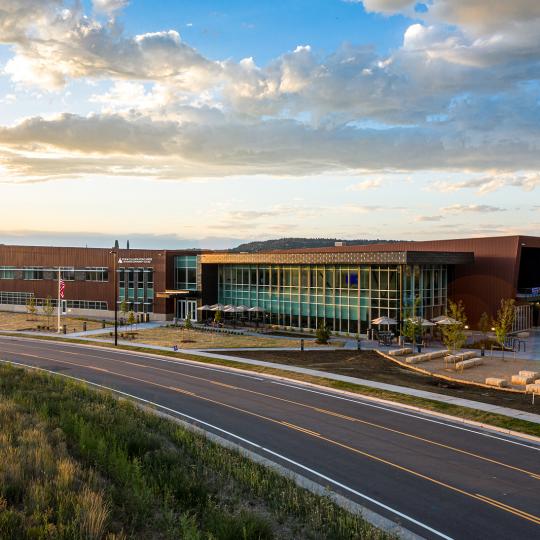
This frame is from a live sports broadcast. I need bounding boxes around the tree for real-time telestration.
[477,311,490,340]
[120,300,128,322]
[440,300,467,353]
[402,296,422,348]
[315,322,331,344]
[42,296,54,329]
[26,296,36,320]
[184,315,193,330]
[214,310,222,324]
[492,298,516,359]
[127,310,136,332]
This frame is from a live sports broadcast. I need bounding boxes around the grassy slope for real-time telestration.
[0,364,386,540]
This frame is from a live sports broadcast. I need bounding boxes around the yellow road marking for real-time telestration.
[3,344,540,481]
[4,346,540,526]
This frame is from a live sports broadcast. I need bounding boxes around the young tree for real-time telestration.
[477,311,490,340]
[440,300,467,353]
[402,296,423,348]
[25,296,37,320]
[184,314,193,330]
[315,321,331,344]
[119,300,128,324]
[492,298,516,359]
[42,296,54,329]
[214,310,222,325]
[127,310,136,333]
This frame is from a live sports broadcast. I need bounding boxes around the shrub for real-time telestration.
[316,322,331,344]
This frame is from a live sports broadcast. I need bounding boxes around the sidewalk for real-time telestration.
[6,330,540,424]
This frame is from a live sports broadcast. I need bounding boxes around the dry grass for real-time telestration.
[102,326,344,350]
[0,398,111,539]
[0,311,108,333]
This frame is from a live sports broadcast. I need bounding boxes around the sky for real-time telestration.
[0,0,539,249]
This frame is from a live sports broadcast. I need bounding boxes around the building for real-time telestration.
[0,235,538,333]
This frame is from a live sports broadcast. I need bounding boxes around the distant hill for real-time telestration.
[230,238,403,253]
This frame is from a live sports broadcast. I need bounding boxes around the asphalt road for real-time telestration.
[0,335,539,540]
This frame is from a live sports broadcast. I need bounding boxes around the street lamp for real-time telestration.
[109,250,118,346]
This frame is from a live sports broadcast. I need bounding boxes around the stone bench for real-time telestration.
[388,348,412,356]
[485,377,508,388]
[519,370,539,379]
[511,374,536,385]
[455,358,483,370]
[406,354,430,364]
[526,383,540,394]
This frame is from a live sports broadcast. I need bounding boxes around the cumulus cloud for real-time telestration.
[93,0,129,15]
[0,0,539,187]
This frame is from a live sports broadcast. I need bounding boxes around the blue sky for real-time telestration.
[0,0,539,248]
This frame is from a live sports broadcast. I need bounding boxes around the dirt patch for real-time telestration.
[225,349,540,414]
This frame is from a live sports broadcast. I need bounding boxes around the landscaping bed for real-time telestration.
[0,311,109,333]
[0,363,385,540]
[225,349,540,414]
[99,326,344,349]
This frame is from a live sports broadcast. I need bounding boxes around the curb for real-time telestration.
[2,333,539,442]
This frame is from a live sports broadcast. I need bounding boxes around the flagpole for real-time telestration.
[57,267,61,333]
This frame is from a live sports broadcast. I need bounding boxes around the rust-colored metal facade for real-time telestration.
[267,235,540,326]
[0,235,538,326]
[0,245,200,317]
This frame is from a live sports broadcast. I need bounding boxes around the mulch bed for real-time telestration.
[226,349,540,414]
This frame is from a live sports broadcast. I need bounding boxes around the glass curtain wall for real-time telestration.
[175,256,197,290]
[118,267,154,313]
[218,263,448,333]
[402,264,447,320]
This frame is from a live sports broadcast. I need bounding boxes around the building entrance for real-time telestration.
[177,299,197,321]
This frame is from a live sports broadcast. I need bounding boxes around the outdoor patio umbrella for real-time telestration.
[210,303,225,311]
[235,305,249,312]
[371,316,397,325]
[432,315,450,322]
[248,306,265,312]
[223,305,236,312]
[197,304,211,311]
[407,317,436,327]
[436,316,459,325]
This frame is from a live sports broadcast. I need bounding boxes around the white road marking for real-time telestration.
[0,357,453,540]
[270,381,540,452]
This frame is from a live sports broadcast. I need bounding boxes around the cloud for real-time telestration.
[93,0,129,15]
[0,0,540,188]
[441,204,507,214]
[433,172,540,194]
[415,215,443,222]
[347,178,382,191]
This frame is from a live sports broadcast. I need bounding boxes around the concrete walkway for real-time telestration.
[4,330,540,424]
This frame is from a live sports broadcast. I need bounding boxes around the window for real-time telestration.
[60,267,75,281]
[85,267,109,281]
[0,266,15,279]
[23,267,44,280]
[174,255,197,290]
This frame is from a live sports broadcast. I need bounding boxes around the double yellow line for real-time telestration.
[4,346,540,527]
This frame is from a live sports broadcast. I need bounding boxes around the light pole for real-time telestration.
[109,250,118,346]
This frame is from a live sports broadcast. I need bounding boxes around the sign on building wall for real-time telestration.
[118,257,153,264]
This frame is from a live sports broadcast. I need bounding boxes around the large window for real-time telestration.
[116,267,154,313]
[0,266,15,279]
[85,267,109,281]
[60,267,75,281]
[175,256,197,290]
[23,267,44,280]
